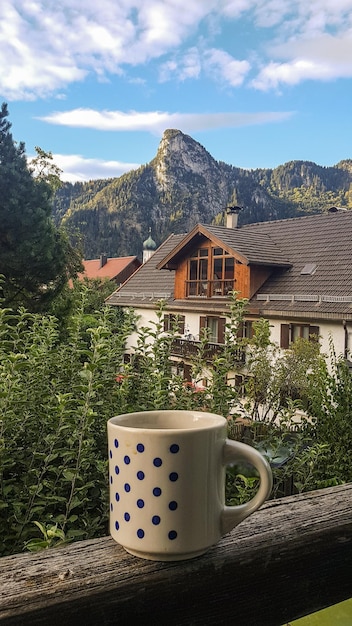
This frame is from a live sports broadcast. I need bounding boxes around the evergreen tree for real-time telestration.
[0,103,82,311]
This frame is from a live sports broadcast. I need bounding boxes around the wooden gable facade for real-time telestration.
[157,225,277,303]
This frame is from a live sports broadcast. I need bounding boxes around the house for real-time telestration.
[77,254,141,287]
[106,208,352,381]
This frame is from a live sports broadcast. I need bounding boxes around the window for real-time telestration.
[280,324,319,349]
[188,248,208,296]
[237,321,254,339]
[199,316,225,344]
[212,249,235,296]
[164,314,185,334]
[234,374,249,397]
[186,245,235,297]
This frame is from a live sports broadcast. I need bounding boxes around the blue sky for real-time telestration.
[1,1,352,182]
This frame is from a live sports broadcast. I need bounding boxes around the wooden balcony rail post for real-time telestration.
[1,484,351,626]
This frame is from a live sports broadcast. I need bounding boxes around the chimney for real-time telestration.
[226,206,242,229]
[100,254,108,268]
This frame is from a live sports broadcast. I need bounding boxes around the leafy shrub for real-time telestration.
[0,286,135,555]
[1,289,351,555]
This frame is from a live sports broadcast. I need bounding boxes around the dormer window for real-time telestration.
[186,245,235,297]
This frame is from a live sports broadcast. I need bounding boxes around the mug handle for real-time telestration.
[220,439,273,535]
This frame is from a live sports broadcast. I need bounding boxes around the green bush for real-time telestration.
[1,289,351,556]
[0,286,135,555]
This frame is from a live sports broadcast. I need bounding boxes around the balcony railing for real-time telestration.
[186,279,235,297]
[1,484,351,625]
[171,338,245,364]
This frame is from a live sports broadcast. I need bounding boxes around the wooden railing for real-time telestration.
[1,484,351,625]
[171,337,245,364]
[186,279,235,297]
[171,337,224,360]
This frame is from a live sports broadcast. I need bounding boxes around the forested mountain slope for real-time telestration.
[53,129,352,259]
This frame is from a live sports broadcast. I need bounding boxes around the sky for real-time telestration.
[1,1,352,183]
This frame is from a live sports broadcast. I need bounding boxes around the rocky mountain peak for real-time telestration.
[153,129,220,188]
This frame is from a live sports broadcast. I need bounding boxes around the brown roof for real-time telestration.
[106,235,185,307]
[79,256,140,281]
[107,211,352,319]
[245,211,352,317]
[157,223,291,269]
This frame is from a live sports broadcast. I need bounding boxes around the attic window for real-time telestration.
[301,263,317,276]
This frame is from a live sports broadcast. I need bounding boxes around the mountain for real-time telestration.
[53,129,352,259]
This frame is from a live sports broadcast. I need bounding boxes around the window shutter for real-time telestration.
[218,318,225,344]
[280,324,290,349]
[309,325,320,341]
[179,316,185,334]
[199,316,207,339]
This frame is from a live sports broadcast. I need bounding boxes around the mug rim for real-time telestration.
[108,410,227,432]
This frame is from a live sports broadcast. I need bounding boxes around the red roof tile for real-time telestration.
[78,256,140,281]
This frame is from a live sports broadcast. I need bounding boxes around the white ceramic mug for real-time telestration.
[108,410,272,561]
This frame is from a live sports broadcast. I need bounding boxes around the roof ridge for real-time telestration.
[239,210,352,229]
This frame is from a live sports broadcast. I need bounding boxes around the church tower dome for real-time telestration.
[143,229,156,263]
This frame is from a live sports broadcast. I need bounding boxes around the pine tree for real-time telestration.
[0,103,82,310]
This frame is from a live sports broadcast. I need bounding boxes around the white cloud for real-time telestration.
[249,0,352,89]
[253,33,352,90]
[159,46,250,86]
[39,108,294,135]
[1,0,352,100]
[0,0,215,99]
[177,48,202,80]
[204,48,251,86]
[159,47,202,82]
[252,60,332,90]
[49,154,140,183]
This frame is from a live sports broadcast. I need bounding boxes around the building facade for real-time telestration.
[106,210,352,380]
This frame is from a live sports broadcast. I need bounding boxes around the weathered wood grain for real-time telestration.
[1,484,351,626]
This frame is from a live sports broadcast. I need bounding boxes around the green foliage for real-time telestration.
[0,288,135,556]
[24,521,68,552]
[202,292,247,416]
[225,469,259,505]
[226,322,348,503]
[0,103,83,311]
[1,289,351,556]
[29,146,63,194]
[244,320,322,422]
[48,276,122,338]
[304,340,352,484]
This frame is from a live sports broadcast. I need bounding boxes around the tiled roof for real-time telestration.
[79,256,139,281]
[106,211,352,319]
[197,224,292,267]
[246,211,352,316]
[106,235,185,306]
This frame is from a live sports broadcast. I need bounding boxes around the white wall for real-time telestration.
[124,307,160,352]
[268,318,348,363]
[124,306,351,366]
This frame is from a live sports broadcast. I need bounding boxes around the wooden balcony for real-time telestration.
[186,279,235,298]
[171,337,223,360]
[171,338,245,364]
[1,484,351,625]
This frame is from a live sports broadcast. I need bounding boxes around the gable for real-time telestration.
[157,223,292,270]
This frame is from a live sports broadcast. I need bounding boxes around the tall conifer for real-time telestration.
[0,103,82,310]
